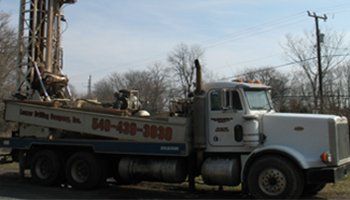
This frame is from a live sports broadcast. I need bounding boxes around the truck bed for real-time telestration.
[3,100,190,156]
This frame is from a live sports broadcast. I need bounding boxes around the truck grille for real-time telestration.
[335,123,350,164]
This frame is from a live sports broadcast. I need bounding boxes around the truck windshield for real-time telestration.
[245,90,272,110]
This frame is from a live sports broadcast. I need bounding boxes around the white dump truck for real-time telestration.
[1,60,350,199]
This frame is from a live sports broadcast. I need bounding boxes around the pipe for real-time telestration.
[33,62,51,101]
[194,59,203,95]
[46,0,54,73]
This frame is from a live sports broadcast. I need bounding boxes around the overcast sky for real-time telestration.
[1,0,349,94]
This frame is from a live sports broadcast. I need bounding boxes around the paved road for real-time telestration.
[0,171,248,199]
[0,170,337,199]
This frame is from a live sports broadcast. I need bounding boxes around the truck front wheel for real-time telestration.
[66,152,104,190]
[246,156,304,199]
[30,150,62,186]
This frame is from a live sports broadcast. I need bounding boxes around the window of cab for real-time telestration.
[210,90,221,111]
[232,90,243,110]
[210,89,243,111]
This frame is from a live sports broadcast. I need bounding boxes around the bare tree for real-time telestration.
[282,30,349,110]
[239,67,289,111]
[168,43,204,98]
[93,63,170,114]
[93,78,116,101]
[145,63,170,113]
[287,70,315,113]
[0,11,17,132]
[323,62,350,114]
[0,12,17,94]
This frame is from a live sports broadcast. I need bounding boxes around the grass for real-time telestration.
[0,146,18,172]
[0,162,18,171]
[319,176,350,198]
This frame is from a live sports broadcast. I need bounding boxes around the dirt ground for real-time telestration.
[0,165,350,200]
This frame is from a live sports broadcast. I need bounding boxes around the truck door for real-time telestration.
[208,89,245,147]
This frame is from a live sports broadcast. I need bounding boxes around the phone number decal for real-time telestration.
[92,118,173,141]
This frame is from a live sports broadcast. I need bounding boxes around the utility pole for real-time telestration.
[307,11,327,113]
[88,75,92,98]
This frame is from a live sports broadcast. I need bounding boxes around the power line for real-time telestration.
[221,58,316,80]
[204,18,307,49]
[200,11,305,46]
[68,52,166,79]
[68,4,350,80]
[318,3,350,15]
[279,95,350,98]
[324,45,349,50]
[216,53,282,71]
[69,12,309,78]
[221,54,349,80]
[118,5,349,69]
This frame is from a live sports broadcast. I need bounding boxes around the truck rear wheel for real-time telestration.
[30,150,62,186]
[246,156,304,199]
[66,152,104,190]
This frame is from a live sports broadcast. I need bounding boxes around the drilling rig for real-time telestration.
[0,1,349,199]
[16,0,76,101]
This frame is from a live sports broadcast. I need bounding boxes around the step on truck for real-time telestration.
[1,60,350,199]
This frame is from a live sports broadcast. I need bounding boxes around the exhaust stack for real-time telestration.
[194,59,203,95]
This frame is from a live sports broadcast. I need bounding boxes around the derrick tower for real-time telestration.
[16,0,76,101]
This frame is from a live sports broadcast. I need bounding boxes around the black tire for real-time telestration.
[30,150,62,186]
[65,152,105,190]
[246,156,304,199]
[303,183,326,196]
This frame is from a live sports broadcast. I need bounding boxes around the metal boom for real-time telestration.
[16,0,76,101]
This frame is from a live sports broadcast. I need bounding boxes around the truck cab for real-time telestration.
[204,81,271,151]
[194,80,350,198]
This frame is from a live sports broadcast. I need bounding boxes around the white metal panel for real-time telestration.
[5,101,190,144]
[262,112,335,168]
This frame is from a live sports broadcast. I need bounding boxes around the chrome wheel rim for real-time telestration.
[258,168,287,196]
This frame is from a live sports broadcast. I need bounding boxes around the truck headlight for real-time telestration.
[321,152,332,164]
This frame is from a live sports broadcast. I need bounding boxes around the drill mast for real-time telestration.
[16,0,76,101]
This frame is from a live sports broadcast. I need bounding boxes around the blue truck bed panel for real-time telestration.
[0,138,188,157]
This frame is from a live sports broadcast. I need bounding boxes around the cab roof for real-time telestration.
[203,81,270,92]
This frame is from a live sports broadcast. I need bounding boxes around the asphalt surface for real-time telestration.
[0,171,247,199]
[0,170,333,199]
